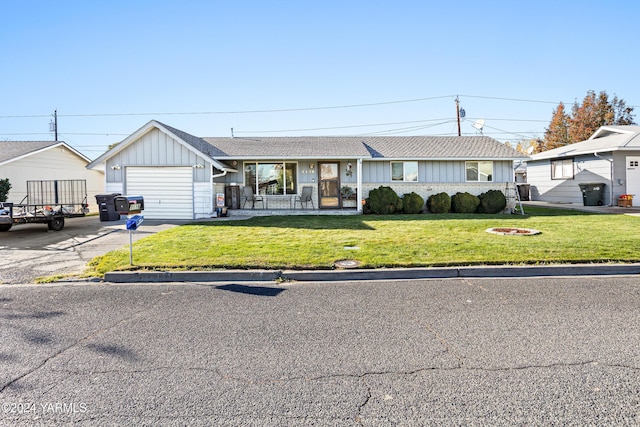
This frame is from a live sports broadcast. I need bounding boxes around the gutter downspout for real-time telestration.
[593,152,614,206]
[357,158,363,213]
[211,166,228,214]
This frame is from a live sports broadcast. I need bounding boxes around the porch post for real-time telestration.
[357,158,363,213]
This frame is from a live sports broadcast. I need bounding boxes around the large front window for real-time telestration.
[466,161,493,182]
[244,162,297,195]
[391,161,418,182]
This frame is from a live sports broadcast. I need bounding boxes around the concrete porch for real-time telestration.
[218,208,360,218]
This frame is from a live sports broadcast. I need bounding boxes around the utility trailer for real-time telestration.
[0,180,89,232]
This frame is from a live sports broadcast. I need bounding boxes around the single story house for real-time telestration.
[0,141,104,212]
[527,125,640,206]
[87,120,528,219]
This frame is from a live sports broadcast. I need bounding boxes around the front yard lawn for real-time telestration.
[86,207,640,275]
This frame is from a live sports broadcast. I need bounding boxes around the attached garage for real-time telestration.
[126,167,194,219]
[88,121,234,220]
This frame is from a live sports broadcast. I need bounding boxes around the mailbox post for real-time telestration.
[116,196,145,265]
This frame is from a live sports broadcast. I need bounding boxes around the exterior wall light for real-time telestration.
[346,162,353,176]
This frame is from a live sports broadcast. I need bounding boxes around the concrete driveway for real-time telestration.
[0,216,181,284]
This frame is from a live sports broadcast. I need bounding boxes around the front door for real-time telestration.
[319,162,340,208]
[626,156,640,206]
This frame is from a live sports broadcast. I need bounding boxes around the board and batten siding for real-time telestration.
[362,160,514,183]
[527,155,612,204]
[106,128,210,184]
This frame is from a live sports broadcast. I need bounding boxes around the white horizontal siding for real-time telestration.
[1,146,103,212]
[126,167,193,219]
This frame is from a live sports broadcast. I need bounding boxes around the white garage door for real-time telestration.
[126,167,194,219]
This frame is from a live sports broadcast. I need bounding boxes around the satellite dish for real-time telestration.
[472,119,485,135]
[527,145,535,155]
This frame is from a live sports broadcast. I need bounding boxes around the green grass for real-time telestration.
[86,207,640,275]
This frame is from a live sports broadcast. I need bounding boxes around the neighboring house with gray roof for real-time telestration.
[0,140,103,211]
[527,125,640,207]
[88,120,527,219]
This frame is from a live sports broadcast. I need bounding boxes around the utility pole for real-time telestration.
[455,96,461,137]
[50,110,58,141]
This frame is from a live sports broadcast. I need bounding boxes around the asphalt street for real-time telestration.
[1,276,639,425]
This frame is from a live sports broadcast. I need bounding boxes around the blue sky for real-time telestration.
[2,1,639,159]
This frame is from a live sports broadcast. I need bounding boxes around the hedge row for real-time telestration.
[363,186,506,214]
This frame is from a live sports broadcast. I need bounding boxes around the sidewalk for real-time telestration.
[522,200,640,216]
[103,263,640,283]
[95,203,640,284]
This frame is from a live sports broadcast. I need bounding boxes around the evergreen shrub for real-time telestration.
[477,189,507,214]
[365,186,403,214]
[426,192,451,214]
[402,192,424,214]
[451,192,480,214]
[0,178,10,202]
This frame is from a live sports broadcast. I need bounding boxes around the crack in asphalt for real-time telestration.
[0,291,170,394]
[354,379,372,425]
[424,323,465,368]
[28,360,640,424]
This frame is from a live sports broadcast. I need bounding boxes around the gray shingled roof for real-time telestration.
[157,121,228,158]
[0,141,60,164]
[201,136,372,158]
[202,135,526,159]
[531,126,640,160]
[361,136,525,159]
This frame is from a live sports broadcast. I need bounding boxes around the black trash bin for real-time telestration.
[517,183,530,201]
[578,183,605,206]
[95,193,121,221]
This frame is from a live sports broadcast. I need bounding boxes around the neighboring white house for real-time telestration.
[527,125,640,207]
[87,120,528,219]
[0,141,104,212]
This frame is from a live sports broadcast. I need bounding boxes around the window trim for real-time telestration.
[551,158,574,180]
[390,161,418,182]
[244,161,298,195]
[465,161,493,182]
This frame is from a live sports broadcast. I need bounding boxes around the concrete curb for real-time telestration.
[103,263,640,283]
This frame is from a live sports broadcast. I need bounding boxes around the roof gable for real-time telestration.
[87,120,231,171]
[0,141,91,166]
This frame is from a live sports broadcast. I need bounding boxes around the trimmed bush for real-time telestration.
[451,192,480,214]
[365,186,403,214]
[426,192,451,214]
[477,189,507,214]
[402,192,424,214]
[0,178,10,202]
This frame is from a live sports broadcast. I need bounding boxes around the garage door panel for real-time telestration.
[126,167,194,219]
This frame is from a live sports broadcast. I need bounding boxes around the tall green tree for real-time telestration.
[543,90,636,148]
[543,102,570,151]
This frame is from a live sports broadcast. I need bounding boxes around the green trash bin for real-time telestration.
[578,183,605,206]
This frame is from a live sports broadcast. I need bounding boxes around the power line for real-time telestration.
[0,94,636,120]
[0,95,456,119]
